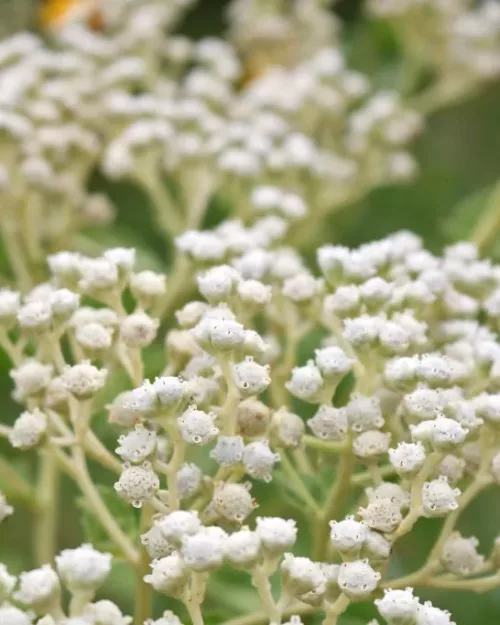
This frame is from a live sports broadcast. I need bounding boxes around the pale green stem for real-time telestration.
[134,504,155,625]
[471,181,500,253]
[322,593,350,625]
[351,465,396,486]
[390,452,442,541]
[279,450,321,514]
[184,573,208,625]
[0,456,38,511]
[313,443,355,561]
[33,449,59,566]
[69,590,95,616]
[164,426,186,510]
[0,212,32,292]
[303,436,347,453]
[56,447,140,566]
[220,603,314,625]
[218,356,241,435]
[251,566,280,624]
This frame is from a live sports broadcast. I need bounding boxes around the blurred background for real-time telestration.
[1,1,500,624]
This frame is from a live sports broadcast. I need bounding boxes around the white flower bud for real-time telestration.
[416,602,456,625]
[225,528,261,569]
[62,362,107,399]
[49,289,80,318]
[343,315,380,348]
[353,430,391,459]
[473,393,500,424]
[197,265,240,303]
[144,554,189,598]
[56,544,111,593]
[281,555,325,597]
[153,376,188,409]
[360,277,392,309]
[17,300,53,333]
[282,273,321,304]
[237,280,272,307]
[329,516,368,555]
[130,271,166,308]
[237,399,271,436]
[176,462,203,500]
[323,286,361,318]
[76,322,114,354]
[416,355,465,388]
[358,499,403,533]
[0,605,33,625]
[389,442,426,477]
[366,483,410,511]
[410,420,435,444]
[421,477,461,518]
[10,360,53,400]
[314,346,353,380]
[48,252,83,283]
[177,406,218,444]
[431,416,468,450]
[175,230,226,264]
[103,248,135,273]
[181,527,227,572]
[210,436,244,467]
[270,408,305,448]
[0,289,21,326]
[286,362,324,403]
[144,610,183,625]
[255,516,297,554]
[379,321,411,354]
[242,441,280,482]
[337,559,380,599]
[213,482,256,523]
[402,386,444,421]
[308,405,348,441]
[78,257,119,293]
[436,454,466,485]
[82,600,132,625]
[120,312,159,348]
[141,525,173,560]
[0,564,16,602]
[375,587,420,624]
[384,356,418,391]
[125,381,159,418]
[0,492,13,523]
[175,301,209,329]
[346,394,384,433]
[156,510,201,547]
[232,358,271,397]
[71,307,119,329]
[114,462,159,508]
[116,425,157,463]
[9,408,47,450]
[363,530,391,561]
[441,532,484,576]
[14,565,60,613]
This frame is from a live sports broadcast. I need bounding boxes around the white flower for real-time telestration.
[255,517,297,554]
[376,587,421,623]
[337,559,380,599]
[14,565,60,613]
[56,544,112,593]
[115,425,157,463]
[9,408,47,450]
[114,462,159,508]
[181,527,227,572]
[156,511,201,547]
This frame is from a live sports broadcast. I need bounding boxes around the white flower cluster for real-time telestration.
[369,0,500,103]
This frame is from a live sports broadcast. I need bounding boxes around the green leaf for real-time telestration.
[77,485,139,555]
[442,184,494,242]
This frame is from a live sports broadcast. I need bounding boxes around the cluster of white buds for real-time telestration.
[368,0,500,110]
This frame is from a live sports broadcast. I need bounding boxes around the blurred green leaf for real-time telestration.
[443,184,494,242]
[78,485,139,555]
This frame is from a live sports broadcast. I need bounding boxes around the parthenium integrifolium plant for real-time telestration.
[4,222,500,625]
[2,0,499,295]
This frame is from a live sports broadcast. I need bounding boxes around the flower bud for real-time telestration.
[329,516,368,555]
[236,399,271,437]
[10,360,53,401]
[115,425,157,463]
[156,511,201,547]
[388,442,426,477]
[213,482,256,523]
[242,441,280,482]
[225,528,261,570]
[210,436,244,467]
[255,517,297,554]
[375,588,420,624]
[308,405,348,442]
[286,362,324,403]
[176,463,203,500]
[14,565,60,614]
[232,358,271,397]
[141,525,174,560]
[114,462,160,508]
[177,406,219,444]
[82,600,132,625]
[181,527,227,572]
[0,605,33,625]
[120,312,159,348]
[441,532,484,576]
[269,408,305,449]
[280,555,325,597]
[358,499,403,533]
[421,477,461,518]
[337,559,380,599]
[55,544,111,594]
[144,554,189,598]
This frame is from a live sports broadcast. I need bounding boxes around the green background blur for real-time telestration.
[1,1,500,623]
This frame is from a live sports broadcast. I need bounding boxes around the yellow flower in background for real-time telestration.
[38,0,102,30]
